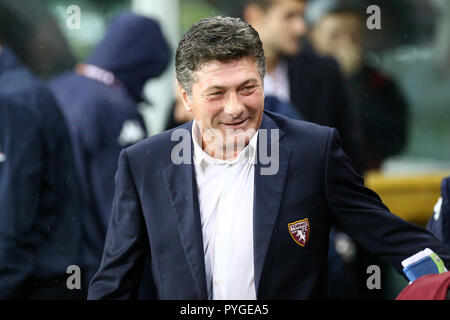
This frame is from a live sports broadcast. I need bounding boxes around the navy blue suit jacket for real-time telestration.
[88,111,450,299]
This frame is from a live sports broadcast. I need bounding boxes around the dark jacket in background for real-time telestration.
[287,48,366,174]
[0,46,83,299]
[49,12,170,287]
[348,64,409,170]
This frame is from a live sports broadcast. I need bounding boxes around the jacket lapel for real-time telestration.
[253,113,291,296]
[161,121,208,299]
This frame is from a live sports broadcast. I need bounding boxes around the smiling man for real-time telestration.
[88,16,450,300]
[175,18,266,162]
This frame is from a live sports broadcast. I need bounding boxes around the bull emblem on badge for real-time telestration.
[288,218,310,247]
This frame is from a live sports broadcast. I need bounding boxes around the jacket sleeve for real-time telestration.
[0,99,41,298]
[324,128,450,274]
[88,149,155,299]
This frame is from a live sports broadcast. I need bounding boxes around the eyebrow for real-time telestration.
[203,78,259,93]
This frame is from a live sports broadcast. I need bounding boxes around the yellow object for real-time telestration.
[365,171,450,227]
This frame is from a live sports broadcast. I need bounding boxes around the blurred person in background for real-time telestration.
[49,11,170,293]
[308,0,409,171]
[0,0,75,79]
[0,44,83,299]
[242,0,366,174]
[242,0,370,299]
[306,0,410,299]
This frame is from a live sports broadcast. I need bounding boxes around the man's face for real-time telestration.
[310,12,364,75]
[252,0,308,57]
[311,12,363,56]
[180,57,264,158]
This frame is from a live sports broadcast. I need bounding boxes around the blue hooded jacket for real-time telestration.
[85,12,170,103]
[50,12,170,287]
[0,46,83,299]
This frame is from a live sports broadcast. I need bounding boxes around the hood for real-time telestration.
[86,12,170,102]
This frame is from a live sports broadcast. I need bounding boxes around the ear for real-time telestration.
[243,3,265,26]
[179,85,193,112]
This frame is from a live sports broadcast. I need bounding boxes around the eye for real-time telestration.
[205,91,223,101]
[240,85,256,95]
[210,91,222,96]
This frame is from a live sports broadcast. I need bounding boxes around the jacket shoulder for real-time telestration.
[124,121,192,171]
[265,111,332,142]
[264,111,335,171]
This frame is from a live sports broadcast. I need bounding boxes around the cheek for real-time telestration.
[243,92,264,113]
[195,101,223,124]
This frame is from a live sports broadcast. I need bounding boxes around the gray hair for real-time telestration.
[175,16,266,97]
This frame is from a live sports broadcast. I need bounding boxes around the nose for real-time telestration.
[223,91,245,118]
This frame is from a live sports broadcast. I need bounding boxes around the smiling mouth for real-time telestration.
[221,118,248,127]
